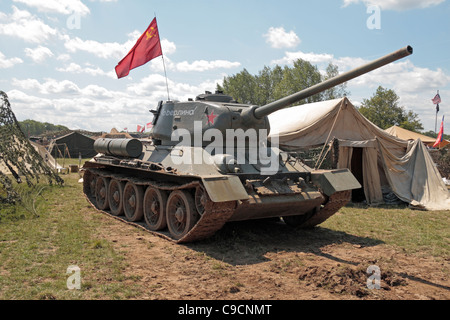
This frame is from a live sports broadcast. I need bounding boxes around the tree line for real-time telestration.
[19,120,69,137]
[217,61,349,107]
[217,58,425,133]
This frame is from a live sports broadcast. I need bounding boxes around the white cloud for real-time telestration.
[161,39,177,55]
[24,46,54,63]
[175,60,241,72]
[0,51,23,68]
[127,74,224,103]
[81,85,115,99]
[272,51,334,65]
[57,53,71,61]
[126,74,169,97]
[12,78,80,95]
[57,62,116,78]
[7,91,153,132]
[12,0,90,16]
[349,60,450,94]
[62,29,148,60]
[264,27,301,49]
[63,35,129,60]
[0,6,58,43]
[342,0,446,10]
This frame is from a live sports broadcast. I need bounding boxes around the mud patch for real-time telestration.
[298,263,407,298]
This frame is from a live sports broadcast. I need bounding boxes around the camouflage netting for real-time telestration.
[0,91,64,204]
[290,138,340,170]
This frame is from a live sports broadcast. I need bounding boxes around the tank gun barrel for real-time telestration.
[253,45,413,119]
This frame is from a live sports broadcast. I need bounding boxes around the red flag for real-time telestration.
[433,116,445,148]
[146,122,153,129]
[115,18,162,79]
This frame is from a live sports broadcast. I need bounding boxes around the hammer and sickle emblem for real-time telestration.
[146,27,157,40]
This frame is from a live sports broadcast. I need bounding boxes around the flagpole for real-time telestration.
[434,90,440,134]
[154,14,171,102]
[435,109,438,134]
[161,55,171,101]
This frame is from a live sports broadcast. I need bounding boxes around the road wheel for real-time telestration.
[108,179,124,216]
[143,187,168,231]
[123,182,144,222]
[95,176,110,210]
[166,190,198,240]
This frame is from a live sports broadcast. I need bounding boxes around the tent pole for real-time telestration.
[315,102,343,170]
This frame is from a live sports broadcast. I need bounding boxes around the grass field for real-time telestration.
[0,171,449,300]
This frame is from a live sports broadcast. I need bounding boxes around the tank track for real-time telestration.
[82,168,350,243]
[298,190,351,229]
[83,168,237,244]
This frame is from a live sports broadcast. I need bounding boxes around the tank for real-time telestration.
[83,46,413,243]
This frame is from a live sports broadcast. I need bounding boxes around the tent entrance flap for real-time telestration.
[350,148,365,202]
[338,144,384,204]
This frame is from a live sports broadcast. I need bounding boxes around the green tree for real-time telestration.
[254,65,284,106]
[218,68,257,105]
[423,130,450,141]
[218,60,349,107]
[322,63,350,100]
[273,59,322,104]
[358,86,423,132]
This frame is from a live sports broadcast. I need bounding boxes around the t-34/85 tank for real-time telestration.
[83,46,413,243]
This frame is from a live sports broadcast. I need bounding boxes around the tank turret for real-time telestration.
[149,46,413,146]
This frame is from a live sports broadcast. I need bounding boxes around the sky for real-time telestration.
[0,0,449,133]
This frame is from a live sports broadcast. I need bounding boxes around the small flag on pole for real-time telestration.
[432,93,442,105]
[137,125,145,133]
[432,92,441,113]
[146,122,153,129]
[433,116,445,148]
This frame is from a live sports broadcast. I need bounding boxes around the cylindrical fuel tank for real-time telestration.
[94,138,143,158]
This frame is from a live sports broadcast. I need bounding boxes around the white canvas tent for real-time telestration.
[268,97,450,211]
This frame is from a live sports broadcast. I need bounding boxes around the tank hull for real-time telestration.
[82,143,360,243]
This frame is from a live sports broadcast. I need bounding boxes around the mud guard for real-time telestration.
[311,169,361,197]
[201,176,249,202]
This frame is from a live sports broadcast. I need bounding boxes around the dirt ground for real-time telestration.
[91,211,450,301]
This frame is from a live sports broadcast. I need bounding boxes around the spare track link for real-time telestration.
[299,190,351,228]
[83,168,237,244]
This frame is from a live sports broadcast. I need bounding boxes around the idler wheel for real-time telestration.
[123,182,144,222]
[166,190,198,240]
[143,187,168,231]
[83,170,97,201]
[108,179,125,216]
[95,176,110,210]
